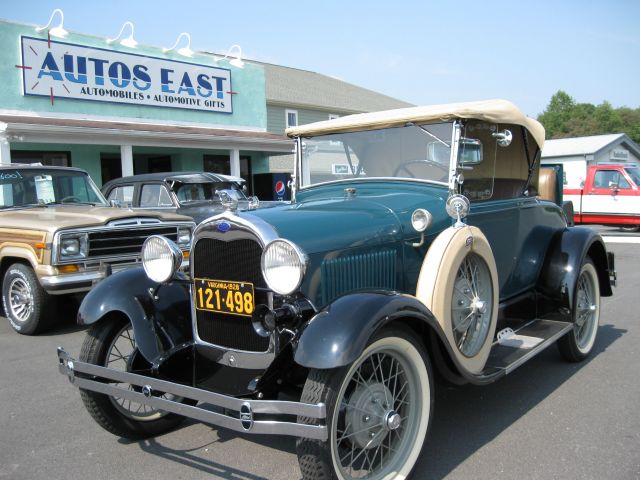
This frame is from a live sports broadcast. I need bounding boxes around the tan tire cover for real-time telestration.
[416,225,498,374]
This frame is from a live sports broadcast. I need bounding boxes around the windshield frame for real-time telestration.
[293,121,461,200]
[0,168,108,208]
[624,167,640,187]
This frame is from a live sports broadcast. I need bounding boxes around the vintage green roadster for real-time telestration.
[57,99,615,480]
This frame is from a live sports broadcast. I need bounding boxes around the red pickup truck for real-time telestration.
[564,164,640,231]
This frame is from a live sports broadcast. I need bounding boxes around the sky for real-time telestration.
[2,0,639,118]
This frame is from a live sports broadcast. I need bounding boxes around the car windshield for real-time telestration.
[174,182,247,204]
[0,168,107,208]
[624,167,640,186]
[299,122,453,188]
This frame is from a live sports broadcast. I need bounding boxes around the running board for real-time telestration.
[484,319,573,375]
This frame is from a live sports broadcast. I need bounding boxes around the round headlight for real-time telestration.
[411,208,432,233]
[142,236,183,283]
[261,239,306,295]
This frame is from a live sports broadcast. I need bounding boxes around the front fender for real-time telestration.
[78,268,193,363]
[538,226,613,313]
[293,291,442,369]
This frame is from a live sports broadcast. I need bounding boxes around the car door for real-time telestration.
[581,168,637,218]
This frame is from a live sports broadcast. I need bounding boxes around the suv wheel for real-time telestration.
[2,263,54,335]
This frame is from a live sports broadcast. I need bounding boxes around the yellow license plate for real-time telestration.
[194,278,255,317]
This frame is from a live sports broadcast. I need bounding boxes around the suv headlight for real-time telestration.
[261,239,307,295]
[58,233,88,260]
[177,226,192,246]
[142,235,183,283]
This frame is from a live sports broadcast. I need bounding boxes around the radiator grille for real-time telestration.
[193,237,269,352]
[321,249,397,305]
[88,226,178,258]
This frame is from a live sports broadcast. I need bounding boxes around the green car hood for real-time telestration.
[246,182,449,254]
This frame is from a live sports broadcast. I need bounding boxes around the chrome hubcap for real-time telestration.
[9,278,33,321]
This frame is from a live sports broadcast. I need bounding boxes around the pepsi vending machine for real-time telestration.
[252,173,292,201]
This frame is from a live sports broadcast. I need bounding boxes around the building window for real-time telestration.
[286,110,298,128]
[11,151,70,166]
[204,154,230,174]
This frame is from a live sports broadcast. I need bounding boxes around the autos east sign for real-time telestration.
[20,36,233,113]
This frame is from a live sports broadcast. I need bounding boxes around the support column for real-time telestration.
[230,148,240,177]
[0,131,11,204]
[0,128,11,165]
[121,144,133,177]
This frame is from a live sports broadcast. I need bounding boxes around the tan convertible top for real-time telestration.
[286,99,545,148]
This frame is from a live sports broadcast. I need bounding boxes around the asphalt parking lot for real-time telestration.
[1,240,638,480]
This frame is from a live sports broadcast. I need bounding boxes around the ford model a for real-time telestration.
[57,100,615,480]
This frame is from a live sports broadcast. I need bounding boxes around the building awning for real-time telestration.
[0,114,292,153]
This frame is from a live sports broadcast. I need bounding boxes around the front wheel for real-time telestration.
[557,258,600,362]
[2,263,55,335]
[79,316,191,439]
[297,327,433,480]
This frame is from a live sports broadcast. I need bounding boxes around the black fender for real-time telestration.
[293,291,446,370]
[78,267,193,363]
[538,226,613,314]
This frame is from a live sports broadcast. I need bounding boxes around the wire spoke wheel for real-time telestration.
[106,323,175,421]
[297,328,432,480]
[573,263,599,352]
[451,253,493,357]
[558,257,600,362]
[79,316,193,439]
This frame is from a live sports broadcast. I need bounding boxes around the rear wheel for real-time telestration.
[2,263,55,335]
[79,316,191,439]
[557,258,600,362]
[297,327,433,480]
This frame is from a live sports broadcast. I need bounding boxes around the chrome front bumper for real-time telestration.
[56,347,327,441]
[41,258,190,294]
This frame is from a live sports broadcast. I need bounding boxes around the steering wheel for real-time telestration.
[60,196,81,203]
[393,160,448,179]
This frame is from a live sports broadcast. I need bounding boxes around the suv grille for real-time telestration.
[88,226,178,258]
[193,237,269,352]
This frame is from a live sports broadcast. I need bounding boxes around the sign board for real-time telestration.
[20,36,233,113]
[610,149,629,161]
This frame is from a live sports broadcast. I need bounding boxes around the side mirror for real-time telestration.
[609,182,619,194]
[109,199,122,208]
[458,137,483,165]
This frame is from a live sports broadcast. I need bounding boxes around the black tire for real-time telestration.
[558,258,600,362]
[79,315,190,439]
[297,327,433,480]
[2,263,55,335]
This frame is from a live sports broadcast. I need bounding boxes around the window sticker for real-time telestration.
[35,175,55,204]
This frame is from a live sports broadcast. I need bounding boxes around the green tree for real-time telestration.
[537,91,640,144]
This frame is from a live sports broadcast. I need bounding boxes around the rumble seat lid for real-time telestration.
[286,99,545,149]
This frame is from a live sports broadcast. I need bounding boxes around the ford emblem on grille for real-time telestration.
[217,221,231,233]
[240,402,253,430]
